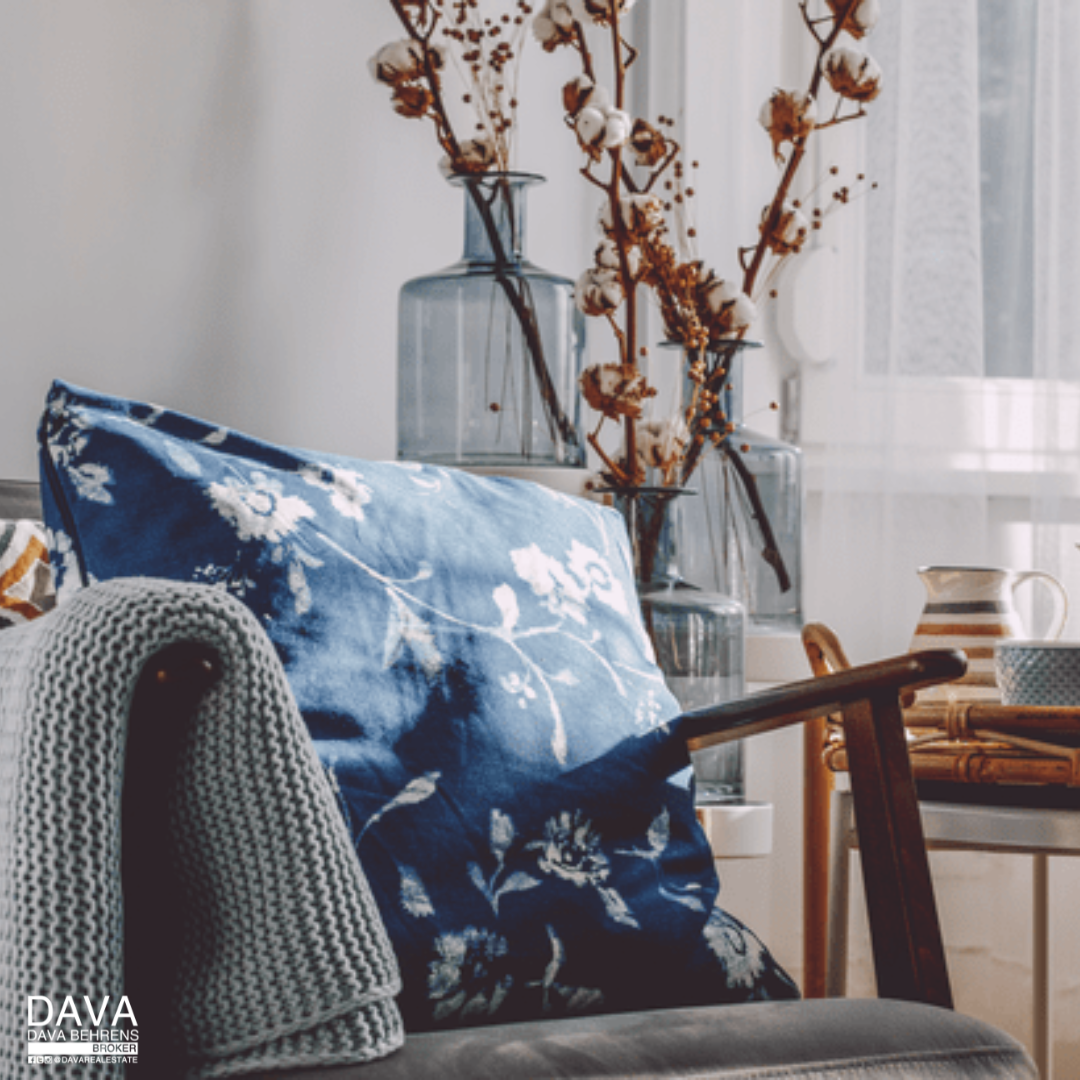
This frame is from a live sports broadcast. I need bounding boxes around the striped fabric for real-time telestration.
[0,520,56,629]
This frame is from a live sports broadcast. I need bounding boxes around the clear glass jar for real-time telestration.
[679,348,804,633]
[397,173,586,467]
[612,487,746,804]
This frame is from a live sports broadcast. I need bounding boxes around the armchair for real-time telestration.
[0,475,1036,1079]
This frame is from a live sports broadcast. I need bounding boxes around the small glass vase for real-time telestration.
[397,172,586,468]
[679,345,804,633]
[612,487,746,804]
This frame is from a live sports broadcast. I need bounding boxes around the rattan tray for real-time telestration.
[802,623,1080,788]
[823,701,1080,787]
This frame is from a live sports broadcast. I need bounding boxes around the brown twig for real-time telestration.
[589,431,630,484]
[384,1,581,458]
[722,441,792,593]
[387,0,463,162]
[606,4,643,482]
[815,102,868,131]
[574,22,597,83]
[743,0,862,297]
[467,177,581,451]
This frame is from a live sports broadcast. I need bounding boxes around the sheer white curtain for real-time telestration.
[801,2,1080,1059]
[802,0,1080,659]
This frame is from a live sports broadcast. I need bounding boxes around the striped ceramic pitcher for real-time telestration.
[910,566,1069,702]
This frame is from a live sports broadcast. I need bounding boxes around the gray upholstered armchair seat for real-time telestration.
[281,1000,1036,1079]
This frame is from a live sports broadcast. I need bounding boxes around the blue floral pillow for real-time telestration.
[38,380,797,1030]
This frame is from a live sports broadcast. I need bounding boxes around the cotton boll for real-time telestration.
[761,201,811,255]
[629,119,667,167]
[439,135,498,177]
[580,363,654,420]
[369,40,425,85]
[726,293,758,335]
[758,90,817,164]
[827,0,880,38]
[702,276,741,316]
[822,45,883,102]
[574,268,624,316]
[563,76,612,117]
[575,106,609,149]
[594,238,641,276]
[568,0,638,26]
[533,0,578,50]
[600,109,632,150]
[600,193,665,238]
[575,106,631,157]
[391,84,433,119]
[701,275,757,337]
[636,418,689,472]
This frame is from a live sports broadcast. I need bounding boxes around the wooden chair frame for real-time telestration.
[673,645,964,1008]
[140,643,966,1012]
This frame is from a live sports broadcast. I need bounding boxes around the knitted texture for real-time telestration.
[0,578,404,1078]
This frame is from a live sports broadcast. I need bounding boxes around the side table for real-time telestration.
[827,781,1080,1080]
[801,624,1080,1077]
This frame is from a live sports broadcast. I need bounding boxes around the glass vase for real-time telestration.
[613,487,746,804]
[397,172,586,467]
[679,345,804,633]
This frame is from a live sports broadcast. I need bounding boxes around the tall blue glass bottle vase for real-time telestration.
[679,344,804,633]
[613,487,746,804]
[397,172,586,467]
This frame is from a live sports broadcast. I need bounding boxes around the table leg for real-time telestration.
[803,717,831,997]
[825,789,853,998]
[1033,853,1051,1079]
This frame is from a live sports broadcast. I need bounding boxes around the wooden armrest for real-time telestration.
[673,648,965,751]
[672,647,966,1011]
[123,643,221,1075]
[142,642,220,696]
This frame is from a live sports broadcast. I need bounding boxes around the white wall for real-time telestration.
[0,0,591,479]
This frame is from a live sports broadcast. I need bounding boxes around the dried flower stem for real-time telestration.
[605,5,643,481]
[679,344,732,482]
[574,23,597,82]
[380,0,580,456]
[815,101,868,131]
[588,431,628,481]
[387,0,463,161]
[547,0,876,596]
[743,0,860,296]
[721,441,792,592]
[671,343,791,592]
[468,177,580,449]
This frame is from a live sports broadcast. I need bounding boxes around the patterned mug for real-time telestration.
[909,566,1069,703]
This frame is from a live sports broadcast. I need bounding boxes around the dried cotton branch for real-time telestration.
[529,0,881,503]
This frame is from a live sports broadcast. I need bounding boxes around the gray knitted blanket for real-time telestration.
[0,578,404,1078]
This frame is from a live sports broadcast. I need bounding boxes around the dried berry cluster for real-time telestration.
[371,0,535,174]
[371,0,882,497]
